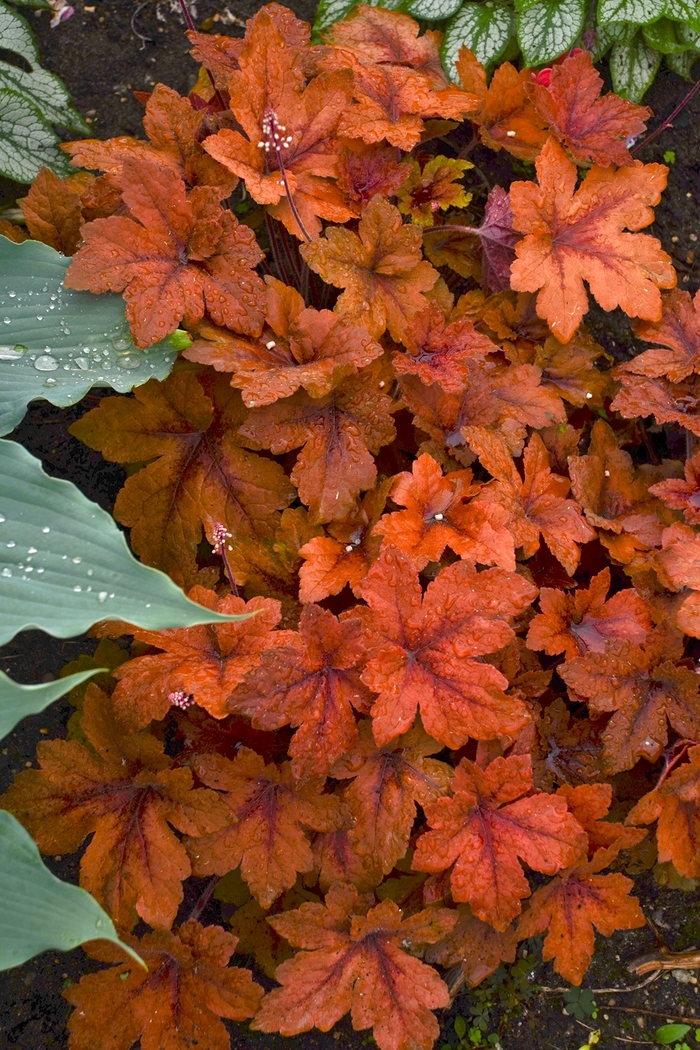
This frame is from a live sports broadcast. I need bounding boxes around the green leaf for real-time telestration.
[0,667,105,742]
[407,0,462,22]
[0,439,253,646]
[597,0,665,23]
[455,1016,468,1039]
[656,1025,693,1045]
[610,30,662,98]
[643,15,697,51]
[311,0,357,40]
[0,89,70,183]
[665,0,700,32]
[666,46,700,76]
[5,0,52,7]
[591,18,638,58]
[0,810,144,970]
[0,0,39,64]
[517,0,587,65]
[0,238,178,436]
[441,2,516,77]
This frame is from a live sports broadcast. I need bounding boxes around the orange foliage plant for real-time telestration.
[6,5,700,1049]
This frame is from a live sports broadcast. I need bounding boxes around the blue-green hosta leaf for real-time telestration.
[0,667,103,742]
[407,0,463,23]
[441,2,516,77]
[517,0,587,65]
[597,0,665,23]
[643,15,698,50]
[0,810,143,970]
[0,2,87,131]
[610,30,662,98]
[0,89,70,183]
[311,0,357,40]
[0,440,252,645]
[0,238,179,436]
[665,0,700,32]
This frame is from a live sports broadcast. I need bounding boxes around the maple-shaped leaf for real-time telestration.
[425,903,519,988]
[65,920,263,1050]
[331,720,452,875]
[70,371,295,588]
[18,167,85,255]
[397,155,472,226]
[626,288,700,382]
[352,547,536,748]
[228,605,373,780]
[466,428,595,575]
[200,8,354,239]
[65,83,236,194]
[627,744,700,879]
[556,783,645,854]
[298,483,390,603]
[534,330,611,408]
[413,754,586,930]
[393,302,499,393]
[475,289,550,360]
[65,156,265,347]
[320,5,447,85]
[336,139,413,214]
[650,450,700,525]
[568,420,653,538]
[373,452,515,571]
[455,49,547,162]
[559,625,700,774]
[238,361,396,524]
[533,697,606,791]
[338,64,476,152]
[516,844,646,985]
[509,138,675,344]
[184,276,383,407]
[526,569,651,661]
[652,522,700,639]
[102,588,291,729]
[313,804,383,892]
[611,371,700,439]
[186,748,340,908]
[300,195,439,345]
[188,3,311,85]
[252,882,457,1050]
[530,50,650,168]
[0,686,227,931]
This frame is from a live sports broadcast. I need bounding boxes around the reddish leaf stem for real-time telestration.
[188,875,219,923]
[632,78,700,155]
[212,523,239,597]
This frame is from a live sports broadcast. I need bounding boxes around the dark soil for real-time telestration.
[1,4,700,1049]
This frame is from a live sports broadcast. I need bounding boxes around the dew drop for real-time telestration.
[1,567,11,577]
[97,591,108,603]
[42,527,50,533]
[72,556,82,564]
[86,568,94,576]
[3,317,10,324]
[0,344,27,360]
[74,358,90,370]
[27,547,37,554]
[34,356,59,372]
[6,541,15,548]
[111,336,131,351]
[116,354,141,370]
[44,377,57,387]
[0,516,5,523]
[73,585,82,592]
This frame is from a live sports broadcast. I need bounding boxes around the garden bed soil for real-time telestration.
[1,3,700,1048]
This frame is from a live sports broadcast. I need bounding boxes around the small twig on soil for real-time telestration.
[612,1038,655,1046]
[131,0,154,49]
[605,1005,700,1028]
[540,971,661,996]
[628,945,700,977]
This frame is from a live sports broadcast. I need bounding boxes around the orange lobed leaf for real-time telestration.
[556,782,646,854]
[0,686,227,931]
[393,302,500,393]
[529,50,650,168]
[351,546,536,748]
[186,747,340,907]
[331,719,452,874]
[611,371,700,439]
[252,882,457,1050]
[373,452,515,571]
[184,276,383,407]
[65,156,265,347]
[238,360,396,524]
[336,139,413,214]
[70,371,295,588]
[627,744,700,879]
[560,625,700,774]
[509,138,674,343]
[516,845,646,985]
[413,754,586,930]
[533,697,606,791]
[101,587,291,728]
[425,904,519,988]
[300,195,439,345]
[65,920,263,1050]
[653,522,700,639]
[466,428,595,575]
[650,450,700,525]
[298,482,390,603]
[628,288,700,382]
[228,604,374,779]
[18,167,86,255]
[526,568,652,661]
[456,49,549,162]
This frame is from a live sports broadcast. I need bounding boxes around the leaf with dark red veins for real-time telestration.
[352,547,536,748]
[229,605,374,779]
[331,720,452,874]
[252,882,457,1050]
[0,686,228,932]
[413,755,586,930]
[65,157,265,347]
[186,748,340,908]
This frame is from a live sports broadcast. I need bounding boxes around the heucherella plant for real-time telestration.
[3,4,700,1049]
